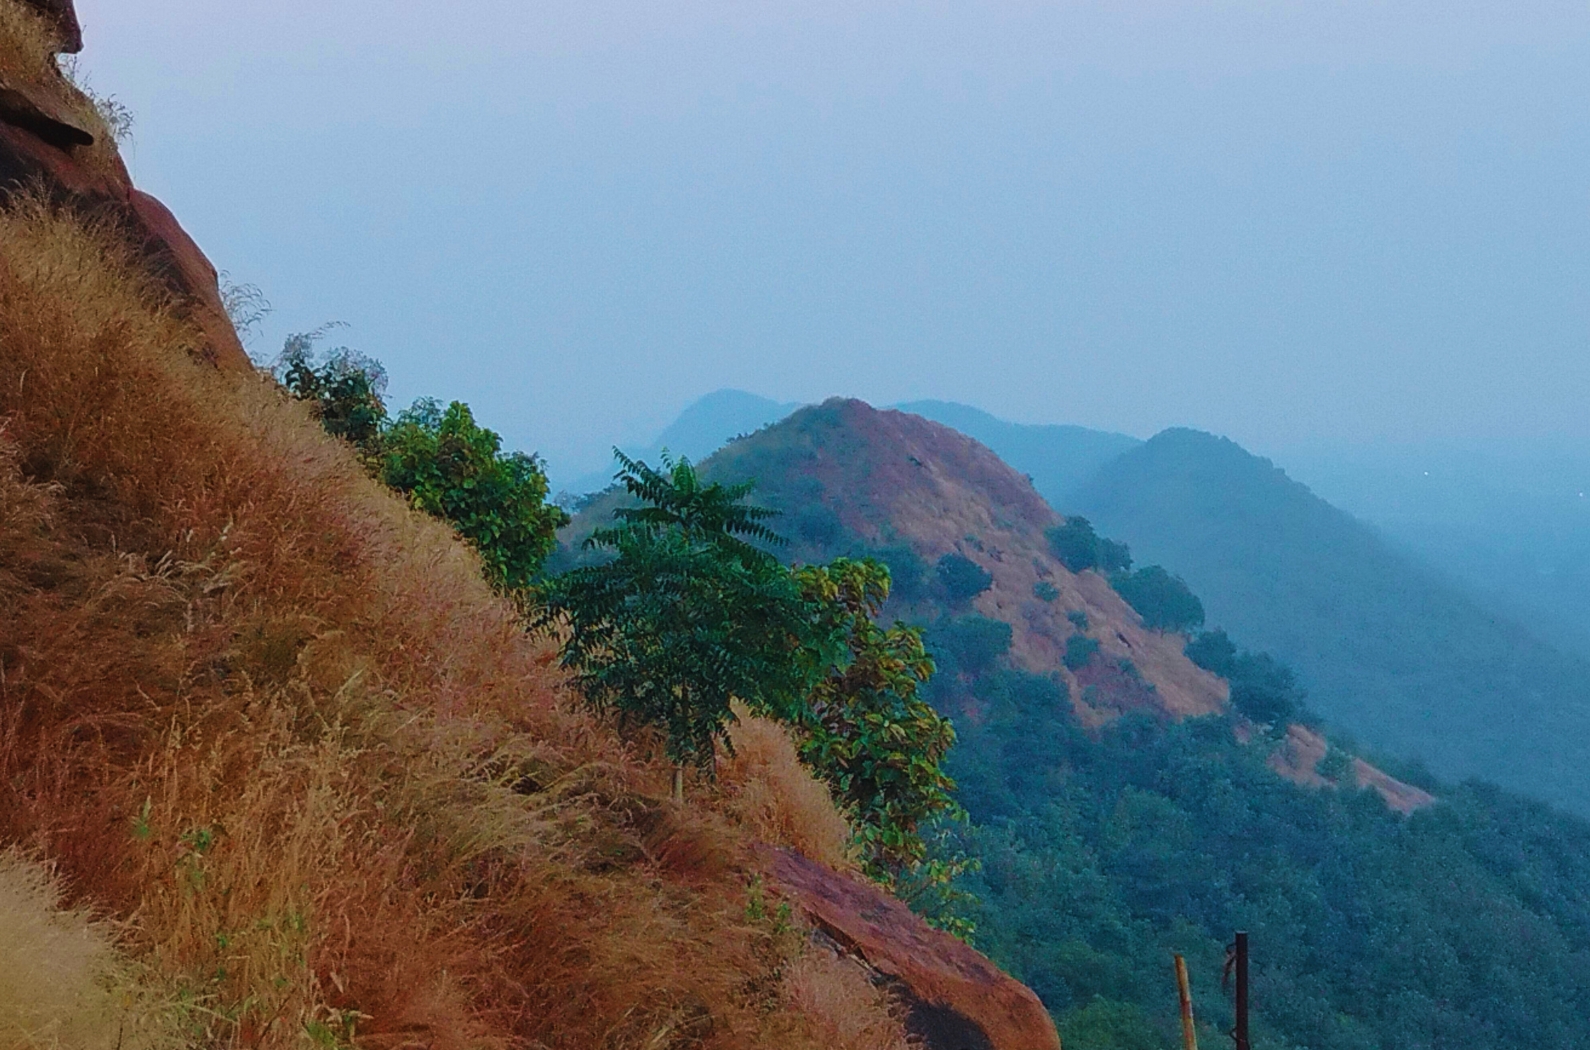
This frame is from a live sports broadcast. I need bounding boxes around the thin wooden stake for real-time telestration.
[1175,954,1199,1050]
[672,765,684,802]
[1234,932,1250,1050]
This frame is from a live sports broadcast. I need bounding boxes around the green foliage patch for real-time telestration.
[1046,516,1133,575]
[536,452,813,768]
[936,552,994,606]
[940,665,1590,1050]
[1063,634,1100,672]
[1110,565,1205,634]
[277,335,566,590]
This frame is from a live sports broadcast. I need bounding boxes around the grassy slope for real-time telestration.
[1069,427,1590,813]
[0,192,906,1048]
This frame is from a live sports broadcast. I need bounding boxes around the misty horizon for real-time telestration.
[76,0,1590,482]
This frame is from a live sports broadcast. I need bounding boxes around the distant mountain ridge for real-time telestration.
[695,398,1230,724]
[565,391,1139,504]
[895,400,1140,508]
[562,389,799,496]
[1069,427,1590,813]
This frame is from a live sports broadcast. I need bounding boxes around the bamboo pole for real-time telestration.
[1174,954,1199,1050]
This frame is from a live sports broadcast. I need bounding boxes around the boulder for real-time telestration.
[0,56,248,368]
[760,846,1062,1050]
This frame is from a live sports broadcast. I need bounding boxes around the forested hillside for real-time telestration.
[1068,428,1590,814]
[580,399,1590,1050]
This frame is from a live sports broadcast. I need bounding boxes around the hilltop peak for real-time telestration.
[699,398,1229,724]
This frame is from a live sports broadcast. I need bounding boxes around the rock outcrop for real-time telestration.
[22,0,80,53]
[0,0,246,368]
[761,846,1062,1050]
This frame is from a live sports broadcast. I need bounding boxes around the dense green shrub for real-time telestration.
[937,552,994,606]
[1067,609,1090,632]
[1110,565,1205,633]
[1034,580,1061,603]
[1047,517,1132,574]
[277,337,566,588]
[380,400,568,590]
[1064,634,1100,671]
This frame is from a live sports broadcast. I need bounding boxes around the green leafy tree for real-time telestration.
[379,399,568,591]
[793,558,963,886]
[1184,628,1238,676]
[1110,565,1205,633]
[1227,651,1302,728]
[1064,634,1101,671]
[536,453,816,778]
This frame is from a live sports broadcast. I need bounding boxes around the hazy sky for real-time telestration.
[76,1,1590,484]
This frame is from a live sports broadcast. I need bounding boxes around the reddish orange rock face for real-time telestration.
[0,3,250,371]
[760,845,1062,1050]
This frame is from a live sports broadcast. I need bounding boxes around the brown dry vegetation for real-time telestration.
[0,195,906,1048]
[0,2,56,82]
[718,712,854,873]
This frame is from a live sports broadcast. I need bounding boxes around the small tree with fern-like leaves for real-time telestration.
[535,452,819,791]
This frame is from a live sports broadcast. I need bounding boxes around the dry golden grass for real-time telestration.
[0,850,140,1050]
[781,950,912,1050]
[0,1,56,83]
[0,0,130,174]
[720,712,855,872]
[0,195,907,1049]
